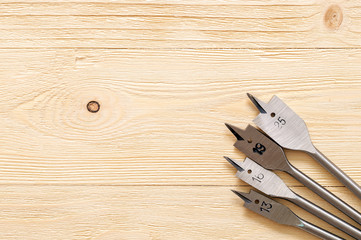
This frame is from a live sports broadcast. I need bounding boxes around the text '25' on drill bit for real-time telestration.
[246,93,361,199]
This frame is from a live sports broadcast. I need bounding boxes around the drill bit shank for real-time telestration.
[247,93,361,199]
[225,123,361,224]
[232,189,344,240]
[226,156,361,239]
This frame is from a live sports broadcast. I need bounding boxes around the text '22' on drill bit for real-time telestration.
[246,93,361,199]
[224,123,361,224]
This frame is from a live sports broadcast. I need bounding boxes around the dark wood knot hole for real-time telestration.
[87,101,100,113]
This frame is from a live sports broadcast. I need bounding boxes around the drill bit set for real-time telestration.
[225,94,361,239]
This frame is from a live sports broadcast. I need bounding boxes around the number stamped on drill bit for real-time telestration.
[260,201,272,212]
[228,157,296,199]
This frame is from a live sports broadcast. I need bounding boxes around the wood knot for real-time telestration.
[87,101,100,113]
[324,5,343,30]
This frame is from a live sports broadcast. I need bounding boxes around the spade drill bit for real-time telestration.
[224,124,361,224]
[225,156,361,239]
[246,93,361,199]
[231,189,344,240]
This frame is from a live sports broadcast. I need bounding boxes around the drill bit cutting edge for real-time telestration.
[224,124,361,224]
[225,156,361,239]
[231,189,344,240]
[224,94,361,239]
[247,93,361,199]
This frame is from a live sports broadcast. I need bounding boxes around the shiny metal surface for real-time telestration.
[248,93,315,153]
[232,189,301,226]
[227,157,361,239]
[225,123,292,172]
[310,148,361,200]
[300,220,345,240]
[247,93,361,200]
[291,164,361,224]
[232,190,344,240]
[225,124,361,224]
[225,156,295,199]
[292,195,361,239]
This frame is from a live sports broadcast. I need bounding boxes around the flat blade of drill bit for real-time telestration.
[226,157,361,238]
[232,189,301,226]
[248,94,361,199]
[225,156,295,199]
[225,124,361,224]
[248,94,314,152]
[232,190,344,240]
[225,124,291,171]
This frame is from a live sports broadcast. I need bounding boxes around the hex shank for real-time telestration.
[299,219,345,240]
[308,147,361,200]
[288,194,361,239]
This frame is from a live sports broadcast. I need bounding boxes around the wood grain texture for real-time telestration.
[0,186,358,240]
[0,0,359,48]
[1,1,361,239]
[1,49,360,186]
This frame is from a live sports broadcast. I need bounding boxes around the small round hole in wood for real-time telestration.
[87,101,100,113]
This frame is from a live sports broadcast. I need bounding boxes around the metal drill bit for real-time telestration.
[246,93,361,199]
[232,189,344,240]
[225,123,361,224]
[225,156,361,239]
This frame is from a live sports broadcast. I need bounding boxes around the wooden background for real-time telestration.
[1,0,361,239]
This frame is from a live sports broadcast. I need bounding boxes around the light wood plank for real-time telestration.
[0,48,359,188]
[0,2,360,239]
[0,1,356,48]
[0,186,358,240]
